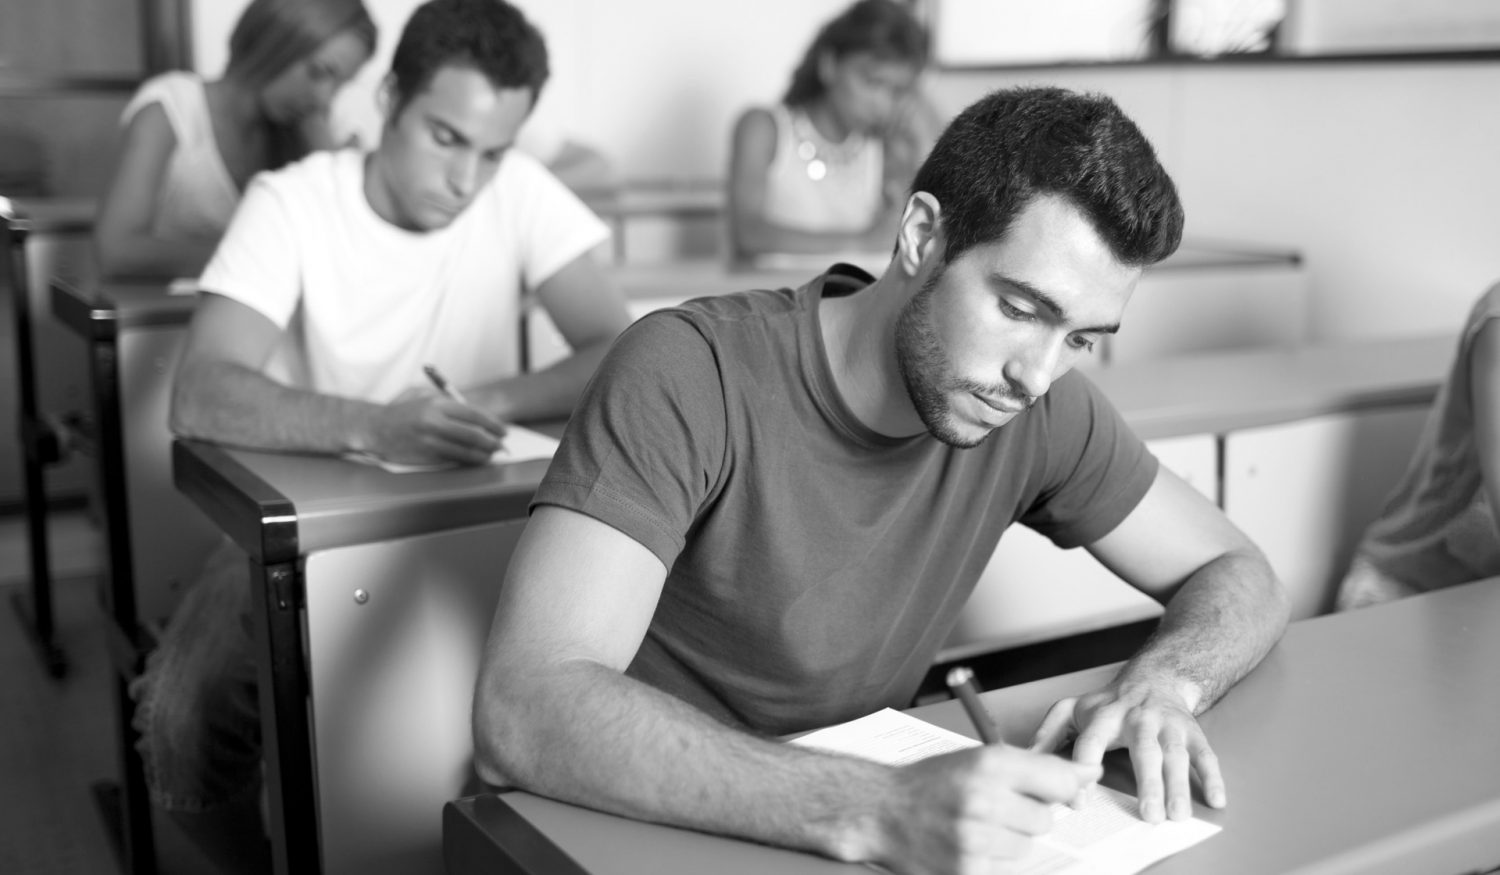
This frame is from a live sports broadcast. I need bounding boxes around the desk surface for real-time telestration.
[1091,333,1453,440]
[447,578,1500,875]
[51,276,197,338]
[0,195,95,235]
[173,436,557,564]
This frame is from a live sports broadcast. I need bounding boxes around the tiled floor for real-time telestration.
[0,511,215,875]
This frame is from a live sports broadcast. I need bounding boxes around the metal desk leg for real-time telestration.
[6,221,66,677]
[89,328,158,874]
[251,556,321,875]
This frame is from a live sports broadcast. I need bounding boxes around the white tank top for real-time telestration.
[762,104,884,234]
[120,72,241,241]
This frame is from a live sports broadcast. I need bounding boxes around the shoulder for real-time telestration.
[1473,282,1500,323]
[607,290,796,374]
[248,148,351,199]
[484,148,572,206]
[133,70,202,100]
[123,71,203,125]
[733,106,780,140]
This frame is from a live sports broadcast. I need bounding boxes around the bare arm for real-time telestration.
[726,108,896,263]
[466,250,632,422]
[1032,466,1289,822]
[93,104,220,278]
[1470,319,1500,540]
[474,506,1099,873]
[170,293,503,464]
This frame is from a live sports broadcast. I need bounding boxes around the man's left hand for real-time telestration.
[1027,683,1225,823]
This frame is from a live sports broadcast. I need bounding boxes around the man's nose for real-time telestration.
[1004,338,1065,401]
[446,152,481,197]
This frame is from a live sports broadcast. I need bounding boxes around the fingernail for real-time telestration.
[1169,798,1188,820]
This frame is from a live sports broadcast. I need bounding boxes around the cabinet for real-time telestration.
[1222,405,1431,620]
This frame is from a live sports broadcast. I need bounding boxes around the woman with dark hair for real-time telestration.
[94,0,376,277]
[727,0,934,266]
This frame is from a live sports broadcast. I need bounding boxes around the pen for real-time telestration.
[946,665,1003,745]
[423,363,470,405]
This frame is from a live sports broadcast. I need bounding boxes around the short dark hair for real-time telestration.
[784,0,929,109]
[911,86,1184,268]
[387,0,548,115]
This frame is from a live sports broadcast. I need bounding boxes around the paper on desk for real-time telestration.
[791,708,1220,875]
[344,424,559,473]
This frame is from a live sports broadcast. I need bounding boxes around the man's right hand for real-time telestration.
[868,745,1100,875]
[359,387,507,465]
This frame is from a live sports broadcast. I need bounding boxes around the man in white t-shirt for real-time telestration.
[132,1,631,870]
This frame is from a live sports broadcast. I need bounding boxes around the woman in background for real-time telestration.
[727,0,936,267]
[94,0,376,278]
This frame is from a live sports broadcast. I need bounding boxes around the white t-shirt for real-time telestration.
[121,71,241,241]
[199,147,609,402]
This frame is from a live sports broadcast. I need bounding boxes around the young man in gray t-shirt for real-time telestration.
[473,86,1290,874]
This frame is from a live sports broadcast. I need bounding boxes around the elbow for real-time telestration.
[470,668,538,791]
[167,366,209,440]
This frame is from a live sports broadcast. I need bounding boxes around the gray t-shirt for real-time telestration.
[534,266,1157,734]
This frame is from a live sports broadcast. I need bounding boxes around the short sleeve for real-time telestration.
[532,311,728,568]
[498,151,609,289]
[197,174,305,328]
[1020,372,1159,549]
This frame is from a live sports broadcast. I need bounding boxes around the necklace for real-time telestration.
[790,109,865,182]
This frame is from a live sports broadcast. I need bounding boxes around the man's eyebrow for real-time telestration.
[993,273,1120,335]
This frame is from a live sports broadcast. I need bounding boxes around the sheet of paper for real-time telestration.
[791,708,1220,875]
[345,424,560,474]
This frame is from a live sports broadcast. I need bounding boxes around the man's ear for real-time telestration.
[896,191,942,277]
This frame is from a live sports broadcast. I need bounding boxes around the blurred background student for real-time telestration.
[726,0,937,268]
[92,0,376,278]
[1337,282,1500,610]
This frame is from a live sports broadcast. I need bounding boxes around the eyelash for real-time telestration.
[1001,301,1095,352]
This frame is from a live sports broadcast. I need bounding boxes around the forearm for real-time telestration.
[171,359,380,454]
[1115,548,1289,713]
[95,231,218,280]
[474,660,891,863]
[470,337,615,422]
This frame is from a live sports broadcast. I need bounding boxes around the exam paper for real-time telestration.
[345,424,560,473]
[791,708,1220,875]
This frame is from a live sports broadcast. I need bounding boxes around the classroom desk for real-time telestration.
[50,277,198,875]
[2,195,96,677]
[445,577,1500,875]
[172,437,562,875]
[578,179,724,262]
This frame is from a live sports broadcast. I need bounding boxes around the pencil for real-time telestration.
[422,363,470,405]
[946,665,1003,745]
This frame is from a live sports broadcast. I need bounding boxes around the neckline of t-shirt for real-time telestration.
[801,267,927,451]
